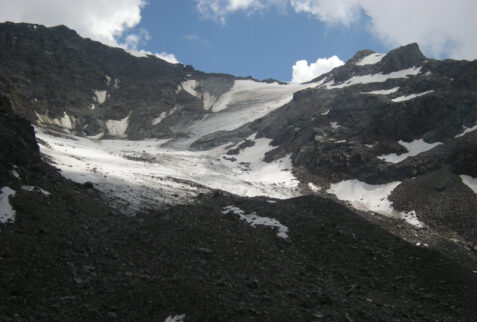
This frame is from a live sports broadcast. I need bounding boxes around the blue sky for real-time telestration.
[1,0,476,82]
[129,1,386,81]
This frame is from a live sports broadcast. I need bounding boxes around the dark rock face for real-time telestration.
[0,95,40,181]
[0,22,237,139]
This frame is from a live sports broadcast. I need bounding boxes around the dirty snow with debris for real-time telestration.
[460,175,477,195]
[391,90,433,102]
[222,206,289,238]
[35,128,299,214]
[378,139,442,163]
[327,179,424,227]
[0,186,16,224]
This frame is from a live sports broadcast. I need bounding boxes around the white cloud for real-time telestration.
[0,0,180,63]
[291,56,344,83]
[195,0,287,24]
[0,0,145,46]
[290,0,361,25]
[195,0,477,60]
[289,0,477,60]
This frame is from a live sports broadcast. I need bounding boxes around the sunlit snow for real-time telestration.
[392,90,433,102]
[222,205,289,238]
[0,186,16,224]
[94,90,107,104]
[455,123,477,138]
[378,139,442,163]
[168,80,319,148]
[327,179,424,227]
[361,87,399,95]
[355,53,385,66]
[460,175,477,195]
[308,182,321,192]
[105,113,131,137]
[35,128,300,214]
[323,67,421,89]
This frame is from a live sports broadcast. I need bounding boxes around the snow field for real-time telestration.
[222,206,289,239]
[378,139,442,163]
[35,128,300,214]
[327,179,424,227]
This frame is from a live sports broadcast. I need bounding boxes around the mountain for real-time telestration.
[1,22,477,320]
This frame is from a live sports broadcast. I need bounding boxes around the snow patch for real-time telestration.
[327,179,424,227]
[178,80,199,97]
[323,67,421,89]
[361,87,399,95]
[455,123,477,138]
[11,169,20,179]
[87,132,105,140]
[36,111,77,130]
[105,113,131,137]
[152,106,179,126]
[355,53,385,66]
[392,90,433,102]
[308,182,321,192]
[164,314,185,322]
[21,185,51,196]
[152,112,167,126]
[222,206,289,239]
[94,90,107,104]
[460,175,477,195]
[378,139,442,163]
[321,109,330,116]
[330,122,341,129]
[0,187,16,224]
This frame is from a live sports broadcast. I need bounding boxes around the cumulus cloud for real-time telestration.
[290,0,360,26]
[289,0,477,60]
[195,0,286,24]
[0,0,179,63]
[195,0,477,60]
[291,56,344,83]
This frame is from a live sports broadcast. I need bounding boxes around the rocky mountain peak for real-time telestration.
[380,43,426,72]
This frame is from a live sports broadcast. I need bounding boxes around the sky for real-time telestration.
[1,0,476,83]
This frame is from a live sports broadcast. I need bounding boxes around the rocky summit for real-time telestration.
[1,22,477,321]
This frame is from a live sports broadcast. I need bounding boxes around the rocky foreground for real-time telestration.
[1,95,477,321]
